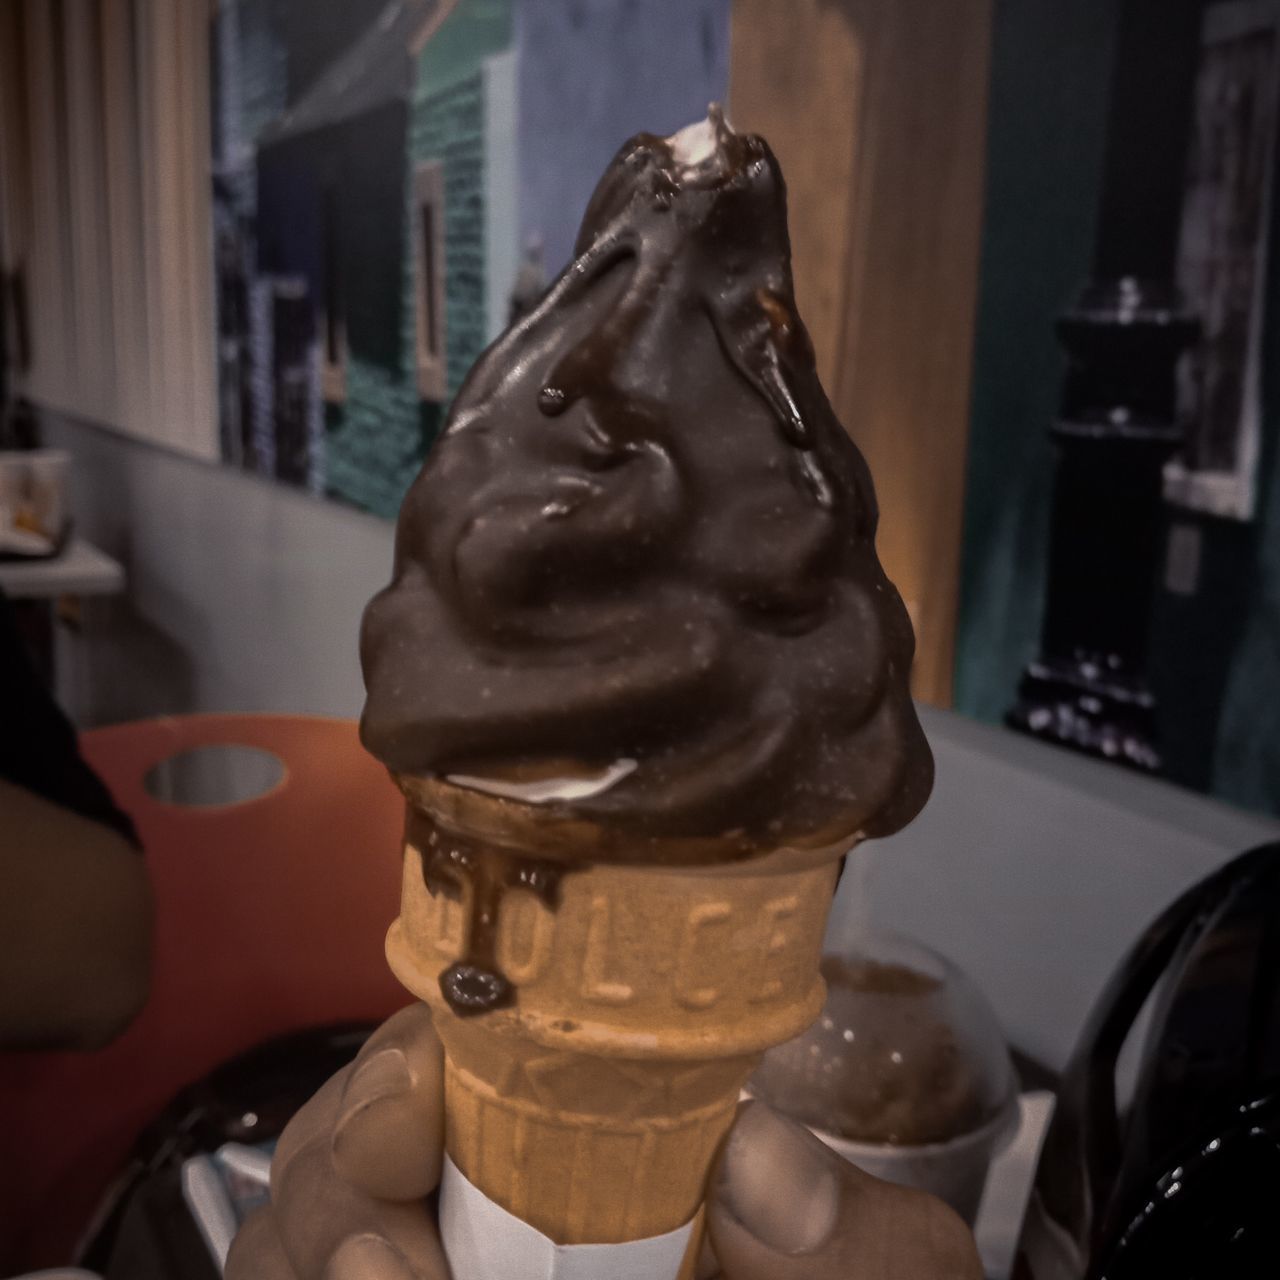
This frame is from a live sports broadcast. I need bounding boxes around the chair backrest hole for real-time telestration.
[144,745,287,808]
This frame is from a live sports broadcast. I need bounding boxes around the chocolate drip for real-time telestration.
[412,809,563,1016]
[362,109,932,866]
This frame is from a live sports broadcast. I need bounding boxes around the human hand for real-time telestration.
[226,1004,981,1280]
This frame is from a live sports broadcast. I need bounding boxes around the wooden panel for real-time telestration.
[101,0,151,432]
[728,1,863,388]
[136,0,186,451]
[20,0,72,403]
[130,0,218,459]
[731,0,993,707]
[63,0,114,416]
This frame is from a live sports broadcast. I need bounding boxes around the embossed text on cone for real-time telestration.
[385,792,844,1246]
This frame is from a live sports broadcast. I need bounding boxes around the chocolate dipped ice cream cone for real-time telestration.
[362,109,933,1273]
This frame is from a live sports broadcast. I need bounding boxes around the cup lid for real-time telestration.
[749,930,1016,1147]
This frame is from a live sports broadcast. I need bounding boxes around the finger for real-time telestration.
[271,1066,353,1199]
[326,1234,429,1280]
[352,1003,438,1063]
[694,1231,722,1280]
[261,1010,446,1278]
[332,1003,445,1201]
[272,1008,438,1192]
[707,1101,982,1280]
[225,1206,297,1280]
[274,1123,449,1280]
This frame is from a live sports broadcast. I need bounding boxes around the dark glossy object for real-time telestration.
[361,112,932,853]
[1008,280,1198,769]
[83,1025,374,1280]
[1016,842,1280,1279]
[1008,0,1204,770]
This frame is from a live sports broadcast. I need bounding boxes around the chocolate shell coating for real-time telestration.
[361,112,932,860]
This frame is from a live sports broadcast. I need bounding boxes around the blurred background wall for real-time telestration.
[955,0,1280,816]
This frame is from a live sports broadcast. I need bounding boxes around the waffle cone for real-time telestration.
[385,777,846,1245]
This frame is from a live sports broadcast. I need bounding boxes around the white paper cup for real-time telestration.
[809,1099,1020,1226]
[0,448,70,550]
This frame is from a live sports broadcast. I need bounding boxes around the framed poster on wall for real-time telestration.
[209,0,731,519]
[1166,0,1280,521]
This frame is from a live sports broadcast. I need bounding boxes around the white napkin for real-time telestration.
[439,1155,697,1280]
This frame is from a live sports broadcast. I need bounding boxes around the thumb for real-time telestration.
[330,1002,445,1202]
[707,1101,983,1280]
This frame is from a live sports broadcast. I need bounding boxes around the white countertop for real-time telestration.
[0,538,125,599]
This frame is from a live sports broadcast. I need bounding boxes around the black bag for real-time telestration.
[1016,841,1280,1279]
[80,1024,373,1280]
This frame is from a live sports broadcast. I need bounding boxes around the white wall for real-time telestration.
[45,409,394,723]
[841,706,1280,1072]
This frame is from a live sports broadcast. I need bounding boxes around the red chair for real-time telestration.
[0,715,410,1272]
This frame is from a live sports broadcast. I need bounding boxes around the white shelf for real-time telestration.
[0,538,125,599]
